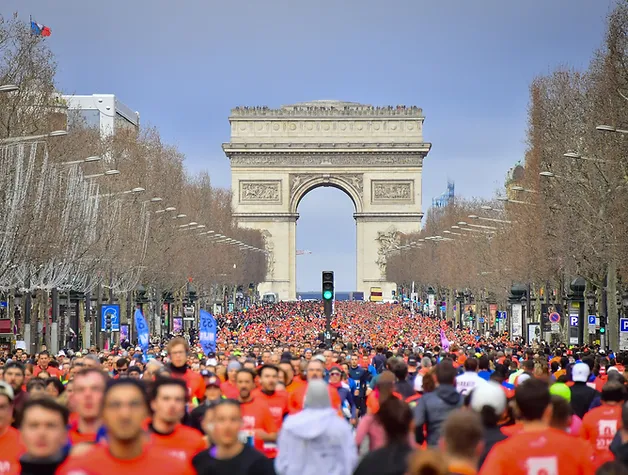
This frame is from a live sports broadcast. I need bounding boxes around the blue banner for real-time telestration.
[134,308,149,360]
[199,309,217,355]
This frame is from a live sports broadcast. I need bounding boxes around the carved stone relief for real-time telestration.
[239,180,281,203]
[229,153,423,168]
[375,229,400,278]
[289,173,363,200]
[261,230,275,279]
[371,180,413,202]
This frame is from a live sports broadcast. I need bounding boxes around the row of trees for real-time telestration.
[387,1,628,347]
[0,14,266,305]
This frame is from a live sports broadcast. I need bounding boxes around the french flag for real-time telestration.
[31,20,51,37]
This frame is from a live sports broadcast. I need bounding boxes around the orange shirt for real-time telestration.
[288,382,341,414]
[480,428,594,475]
[251,388,289,429]
[220,380,239,399]
[172,369,205,403]
[68,427,99,445]
[58,443,195,475]
[580,403,622,468]
[149,423,207,461]
[284,378,305,398]
[0,427,24,475]
[239,397,278,453]
[366,391,403,414]
[33,365,61,378]
[251,389,289,458]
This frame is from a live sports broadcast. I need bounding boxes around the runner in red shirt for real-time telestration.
[59,379,195,475]
[579,380,624,469]
[288,359,341,414]
[252,364,289,458]
[67,369,107,445]
[148,377,207,461]
[480,378,594,475]
[220,361,241,399]
[32,351,61,378]
[0,382,23,475]
[236,368,278,453]
[166,337,205,405]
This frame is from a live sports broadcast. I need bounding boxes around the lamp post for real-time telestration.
[0,129,68,144]
[84,169,120,179]
[59,156,102,166]
[0,84,19,93]
[586,290,596,346]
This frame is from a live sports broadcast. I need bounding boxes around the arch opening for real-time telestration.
[296,186,356,295]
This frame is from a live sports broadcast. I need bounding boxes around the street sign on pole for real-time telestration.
[100,305,120,332]
[620,318,628,350]
[588,315,597,334]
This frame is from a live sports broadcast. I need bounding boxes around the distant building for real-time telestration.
[62,94,140,137]
[431,181,455,208]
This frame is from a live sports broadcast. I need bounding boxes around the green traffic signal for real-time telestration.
[600,327,606,333]
[323,290,333,300]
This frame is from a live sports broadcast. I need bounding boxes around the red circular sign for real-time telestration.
[549,312,561,323]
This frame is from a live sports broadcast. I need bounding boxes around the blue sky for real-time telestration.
[4,0,615,291]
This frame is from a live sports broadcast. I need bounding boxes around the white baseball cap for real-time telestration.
[572,362,591,383]
[470,381,506,416]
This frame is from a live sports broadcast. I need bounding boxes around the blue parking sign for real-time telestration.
[101,305,120,332]
[621,319,628,333]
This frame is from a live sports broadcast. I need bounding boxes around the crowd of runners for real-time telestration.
[0,301,626,474]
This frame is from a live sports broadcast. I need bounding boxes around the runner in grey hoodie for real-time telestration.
[275,380,357,475]
[413,359,463,446]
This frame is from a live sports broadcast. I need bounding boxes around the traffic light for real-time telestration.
[105,314,112,332]
[322,271,334,318]
[600,315,606,334]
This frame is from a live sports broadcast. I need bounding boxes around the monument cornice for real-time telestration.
[233,212,299,222]
[225,149,428,168]
[223,142,431,152]
[354,212,424,222]
[229,102,424,119]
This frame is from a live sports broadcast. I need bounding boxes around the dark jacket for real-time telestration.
[349,365,371,398]
[394,380,415,400]
[192,444,275,475]
[19,454,68,475]
[372,354,387,374]
[610,431,628,466]
[478,426,507,468]
[570,382,598,419]
[413,384,463,446]
[353,442,413,475]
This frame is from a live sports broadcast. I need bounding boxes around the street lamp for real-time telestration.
[563,151,609,163]
[84,169,120,179]
[173,214,187,219]
[540,171,557,178]
[511,186,537,193]
[468,215,513,224]
[497,196,535,205]
[59,156,102,166]
[0,84,19,93]
[154,206,176,214]
[0,129,68,144]
[597,125,628,135]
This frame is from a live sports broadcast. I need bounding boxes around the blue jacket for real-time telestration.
[336,384,357,419]
[348,365,371,398]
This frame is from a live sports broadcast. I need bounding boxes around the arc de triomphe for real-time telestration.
[223,101,431,301]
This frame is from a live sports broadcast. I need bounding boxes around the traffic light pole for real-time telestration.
[322,271,334,347]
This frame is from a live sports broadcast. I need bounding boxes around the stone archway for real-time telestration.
[223,100,431,301]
